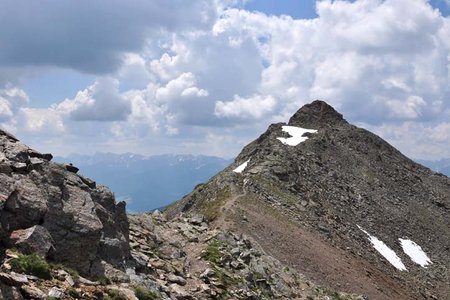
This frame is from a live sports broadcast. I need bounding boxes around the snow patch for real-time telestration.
[233,159,250,173]
[358,226,407,271]
[277,126,317,146]
[399,239,432,268]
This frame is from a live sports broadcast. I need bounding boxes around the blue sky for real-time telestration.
[244,0,449,17]
[244,0,318,19]
[1,0,450,160]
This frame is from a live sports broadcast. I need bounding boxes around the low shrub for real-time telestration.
[134,286,160,300]
[10,252,52,279]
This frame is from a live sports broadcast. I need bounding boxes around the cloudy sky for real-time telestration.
[1,0,450,160]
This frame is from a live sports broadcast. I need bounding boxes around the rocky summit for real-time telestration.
[1,100,449,299]
[167,100,450,299]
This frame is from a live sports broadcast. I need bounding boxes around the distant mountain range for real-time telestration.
[54,153,231,212]
[417,158,450,177]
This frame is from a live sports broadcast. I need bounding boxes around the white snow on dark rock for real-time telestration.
[358,226,407,271]
[277,126,317,146]
[399,239,432,268]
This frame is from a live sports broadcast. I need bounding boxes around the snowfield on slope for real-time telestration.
[233,159,250,173]
[277,126,318,146]
[358,226,407,271]
[399,239,432,268]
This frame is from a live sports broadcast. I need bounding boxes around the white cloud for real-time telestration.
[365,120,450,160]
[3,0,450,160]
[0,0,219,75]
[155,73,208,101]
[61,77,131,122]
[0,85,28,122]
[215,94,276,120]
[18,107,65,135]
[385,95,427,119]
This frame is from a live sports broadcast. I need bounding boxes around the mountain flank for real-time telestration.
[0,124,363,299]
[166,100,450,299]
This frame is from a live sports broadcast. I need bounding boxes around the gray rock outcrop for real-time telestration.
[0,130,130,276]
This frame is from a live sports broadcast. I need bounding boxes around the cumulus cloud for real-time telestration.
[215,94,276,120]
[0,85,28,121]
[18,107,65,135]
[0,0,218,74]
[59,78,131,122]
[156,73,208,101]
[4,0,450,160]
[365,120,450,160]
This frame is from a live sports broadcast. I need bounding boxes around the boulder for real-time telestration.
[167,274,187,286]
[48,287,64,298]
[0,272,28,287]
[9,225,54,257]
[21,285,46,299]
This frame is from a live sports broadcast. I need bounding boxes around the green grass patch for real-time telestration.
[313,287,354,300]
[105,289,127,300]
[253,176,298,205]
[198,187,231,221]
[97,275,111,285]
[202,239,228,265]
[50,263,80,280]
[134,286,160,300]
[10,252,52,279]
[68,288,80,298]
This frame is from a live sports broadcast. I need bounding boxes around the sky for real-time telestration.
[1,0,450,161]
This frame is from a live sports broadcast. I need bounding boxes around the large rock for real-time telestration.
[9,225,54,257]
[0,130,130,276]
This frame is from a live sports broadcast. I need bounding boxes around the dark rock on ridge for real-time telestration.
[288,100,348,128]
[0,130,130,276]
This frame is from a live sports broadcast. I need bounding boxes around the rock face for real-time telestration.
[167,100,450,299]
[0,131,130,276]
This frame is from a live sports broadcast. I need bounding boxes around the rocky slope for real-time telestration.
[166,100,450,299]
[0,212,364,299]
[0,127,363,299]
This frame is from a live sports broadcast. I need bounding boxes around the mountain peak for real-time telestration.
[288,100,347,128]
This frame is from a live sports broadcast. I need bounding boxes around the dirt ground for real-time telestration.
[213,192,418,300]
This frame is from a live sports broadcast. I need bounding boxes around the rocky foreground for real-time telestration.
[0,210,366,299]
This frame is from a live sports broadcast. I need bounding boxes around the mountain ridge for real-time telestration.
[166,100,450,299]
